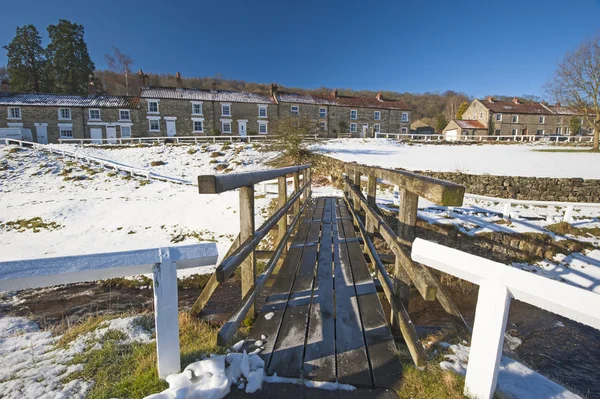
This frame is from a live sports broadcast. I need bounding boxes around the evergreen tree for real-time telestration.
[46,20,95,94]
[3,25,50,92]
[435,114,448,133]
[569,117,581,136]
[488,115,495,135]
[456,101,469,119]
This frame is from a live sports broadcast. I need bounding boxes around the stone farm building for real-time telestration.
[443,96,595,140]
[0,81,411,144]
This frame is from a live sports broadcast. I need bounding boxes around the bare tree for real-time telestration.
[546,35,600,150]
[104,46,133,95]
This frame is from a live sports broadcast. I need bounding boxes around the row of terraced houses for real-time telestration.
[443,96,594,140]
[0,79,412,144]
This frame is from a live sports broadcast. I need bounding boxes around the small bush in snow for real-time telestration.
[150,160,166,166]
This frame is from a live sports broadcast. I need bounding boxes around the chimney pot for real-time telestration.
[332,89,338,98]
[487,95,494,102]
[88,80,96,96]
[176,72,182,89]
[269,83,279,98]
[513,97,520,104]
[1,79,10,92]
[212,81,217,91]
[376,92,383,101]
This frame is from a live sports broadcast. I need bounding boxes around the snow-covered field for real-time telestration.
[313,139,600,178]
[0,143,279,275]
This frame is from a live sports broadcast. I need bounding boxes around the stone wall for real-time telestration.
[311,154,600,203]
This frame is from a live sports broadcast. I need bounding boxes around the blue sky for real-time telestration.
[1,0,599,98]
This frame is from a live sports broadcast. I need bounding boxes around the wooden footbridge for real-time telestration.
[193,163,467,390]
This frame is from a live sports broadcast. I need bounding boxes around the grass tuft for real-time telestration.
[0,217,62,233]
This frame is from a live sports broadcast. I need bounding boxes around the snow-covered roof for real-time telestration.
[140,87,274,104]
[275,91,410,110]
[0,93,140,108]
[276,92,336,105]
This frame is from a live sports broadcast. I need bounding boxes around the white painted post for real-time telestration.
[502,201,511,220]
[563,205,574,223]
[464,280,511,399]
[448,206,455,218]
[153,247,181,379]
[393,185,400,206]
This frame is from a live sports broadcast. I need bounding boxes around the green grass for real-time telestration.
[0,217,62,233]
[66,312,247,399]
[547,221,600,238]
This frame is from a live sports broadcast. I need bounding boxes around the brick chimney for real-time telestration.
[176,72,182,89]
[269,83,279,98]
[0,79,9,92]
[138,69,147,87]
[487,95,494,103]
[513,97,520,104]
[556,101,561,107]
[376,92,383,101]
[332,89,338,98]
[211,81,217,92]
[88,74,96,96]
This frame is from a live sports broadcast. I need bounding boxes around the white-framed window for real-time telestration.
[374,111,381,120]
[58,108,71,120]
[119,109,131,121]
[536,129,545,136]
[350,109,357,119]
[539,116,545,124]
[59,125,73,138]
[193,120,204,133]
[121,125,132,138]
[319,121,327,131]
[401,112,409,122]
[496,113,502,121]
[291,105,299,115]
[556,127,562,134]
[401,127,408,134]
[512,115,518,123]
[564,127,569,134]
[148,119,160,132]
[512,128,518,135]
[192,102,203,115]
[259,121,268,134]
[221,120,232,133]
[374,123,381,133]
[479,112,483,119]
[8,107,21,119]
[495,129,501,135]
[319,107,327,118]
[89,109,101,120]
[258,105,267,118]
[148,100,159,113]
[221,103,231,117]
[350,123,357,133]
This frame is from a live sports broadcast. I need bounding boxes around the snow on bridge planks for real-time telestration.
[246,197,402,389]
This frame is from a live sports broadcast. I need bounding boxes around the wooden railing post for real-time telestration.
[302,169,309,201]
[353,170,362,212]
[293,171,300,214]
[392,188,418,313]
[278,176,288,253]
[307,167,312,198]
[365,174,377,252]
[239,185,256,318]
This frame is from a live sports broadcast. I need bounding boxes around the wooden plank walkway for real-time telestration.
[244,197,402,389]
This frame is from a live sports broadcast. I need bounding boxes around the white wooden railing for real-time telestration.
[375,132,444,141]
[411,239,600,399]
[2,138,191,185]
[0,244,218,379]
[58,134,279,145]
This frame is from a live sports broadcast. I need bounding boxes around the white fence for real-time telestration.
[0,243,219,379]
[2,138,192,185]
[375,132,444,141]
[375,132,595,143]
[58,134,278,145]
[411,238,600,399]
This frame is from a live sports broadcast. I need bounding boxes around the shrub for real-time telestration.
[187,148,197,155]
[210,151,225,158]
[150,161,166,166]
[210,128,221,136]
[272,115,315,163]
[215,163,229,171]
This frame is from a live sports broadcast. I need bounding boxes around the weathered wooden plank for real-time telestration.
[240,186,257,318]
[278,176,288,253]
[333,202,372,388]
[268,218,321,377]
[304,198,336,382]
[197,164,310,193]
[346,163,465,206]
[242,203,314,364]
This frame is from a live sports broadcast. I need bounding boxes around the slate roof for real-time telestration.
[0,92,140,108]
[479,99,551,115]
[275,91,410,110]
[454,119,487,129]
[411,120,433,129]
[547,105,580,115]
[140,87,274,104]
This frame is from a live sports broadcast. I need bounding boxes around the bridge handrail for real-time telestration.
[57,134,279,145]
[0,244,218,380]
[193,164,313,346]
[411,238,600,399]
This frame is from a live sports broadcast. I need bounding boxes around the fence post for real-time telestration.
[563,205,574,223]
[293,171,300,212]
[353,170,362,212]
[365,175,377,251]
[307,167,312,198]
[464,280,511,399]
[393,188,418,312]
[302,169,309,201]
[240,185,257,318]
[278,176,288,253]
[153,247,181,379]
[503,201,511,220]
